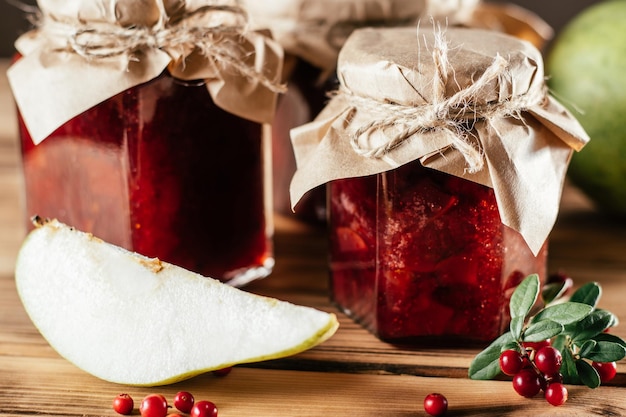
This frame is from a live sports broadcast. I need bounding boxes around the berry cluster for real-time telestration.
[113,368,231,417]
[470,274,626,408]
[500,340,618,406]
[113,392,217,417]
[500,342,566,406]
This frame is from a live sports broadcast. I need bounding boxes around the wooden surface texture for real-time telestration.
[1,59,626,416]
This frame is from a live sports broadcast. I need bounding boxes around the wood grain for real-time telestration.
[1,59,626,416]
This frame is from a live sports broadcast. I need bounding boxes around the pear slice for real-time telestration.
[15,218,338,386]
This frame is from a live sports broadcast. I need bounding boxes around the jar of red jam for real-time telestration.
[9,0,284,286]
[290,27,589,345]
[243,0,426,224]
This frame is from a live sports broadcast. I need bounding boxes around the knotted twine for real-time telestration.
[343,28,547,173]
[289,26,589,255]
[36,2,286,94]
[9,0,287,144]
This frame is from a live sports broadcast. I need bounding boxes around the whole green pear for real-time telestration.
[546,0,626,217]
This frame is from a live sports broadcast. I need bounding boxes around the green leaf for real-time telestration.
[576,359,601,389]
[570,309,617,343]
[593,332,626,349]
[541,279,571,305]
[561,349,580,385]
[570,282,601,308]
[595,309,618,326]
[522,320,564,342]
[582,341,626,363]
[578,339,598,358]
[469,332,515,380]
[551,334,568,352]
[510,317,525,340]
[531,302,593,325]
[510,274,540,320]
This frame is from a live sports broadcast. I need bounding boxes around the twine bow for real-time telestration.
[346,29,546,173]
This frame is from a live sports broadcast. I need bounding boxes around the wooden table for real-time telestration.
[1,59,625,416]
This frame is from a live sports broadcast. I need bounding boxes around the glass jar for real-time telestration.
[244,0,426,224]
[329,161,547,344]
[10,1,284,286]
[290,27,589,345]
[18,71,273,285]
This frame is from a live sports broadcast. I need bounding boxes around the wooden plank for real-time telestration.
[1,357,625,416]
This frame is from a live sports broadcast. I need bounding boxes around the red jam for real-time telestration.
[18,70,273,284]
[329,161,547,345]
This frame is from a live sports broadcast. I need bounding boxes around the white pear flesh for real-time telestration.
[15,219,338,386]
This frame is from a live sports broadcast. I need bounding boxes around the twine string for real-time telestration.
[40,3,286,93]
[347,30,545,173]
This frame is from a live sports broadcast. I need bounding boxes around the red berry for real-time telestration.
[499,350,524,376]
[112,393,134,415]
[544,382,568,406]
[213,366,233,377]
[174,391,195,413]
[512,369,542,398]
[191,400,218,417]
[423,393,448,416]
[592,361,618,383]
[535,346,563,375]
[140,394,168,417]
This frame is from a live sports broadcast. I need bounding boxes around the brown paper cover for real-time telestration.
[290,27,589,255]
[242,0,552,75]
[242,0,427,72]
[7,0,285,145]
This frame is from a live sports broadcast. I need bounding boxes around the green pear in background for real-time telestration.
[547,0,626,217]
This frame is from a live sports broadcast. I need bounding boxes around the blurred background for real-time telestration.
[0,0,600,57]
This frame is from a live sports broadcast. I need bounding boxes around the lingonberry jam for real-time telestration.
[19,70,273,284]
[329,161,547,345]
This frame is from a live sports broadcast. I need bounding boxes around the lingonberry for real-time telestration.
[592,361,618,383]
[174,391,195,413]
[112,393,134,415]
[191,400,219,417]
[512,369,542,398]
[213,366,233,377]
[534,346,563,376]
[140,394,169,417]
[423,393,448,416]
[499,349,524,376]
[544,382,568,406]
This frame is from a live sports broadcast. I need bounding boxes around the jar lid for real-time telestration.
[242,0,427,71]
[290,26,589,255]
[338,25,539,109]
[9,0,285,144]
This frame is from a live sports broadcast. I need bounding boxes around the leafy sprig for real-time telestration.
[469,274,626,388]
